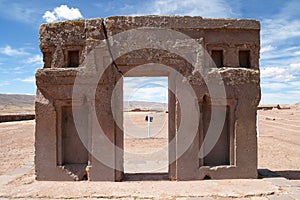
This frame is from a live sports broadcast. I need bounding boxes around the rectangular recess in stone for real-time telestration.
[61,106,88,164]
[211,50,224,68]
[239,50,251,68]
[67,50,80,67]
[202,105,230,166]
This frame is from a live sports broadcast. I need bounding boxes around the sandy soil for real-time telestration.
[0,105,35,115]
[124,111,168,173]
[257,108,300,184]
[0,120,34,175]
[0,108,299,199]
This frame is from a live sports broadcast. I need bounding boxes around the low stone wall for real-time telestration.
[0,114,35,123]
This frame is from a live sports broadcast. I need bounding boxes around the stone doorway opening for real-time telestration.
[123,76,169,180]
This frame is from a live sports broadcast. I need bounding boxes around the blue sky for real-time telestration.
[0,0,300,104]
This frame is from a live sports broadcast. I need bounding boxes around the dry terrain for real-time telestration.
[0,102,299,199]
[0,94,35,115]
[124,111,168,173]
[258,107,300,180]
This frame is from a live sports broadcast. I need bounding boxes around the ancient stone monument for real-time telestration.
[35,16,261,181]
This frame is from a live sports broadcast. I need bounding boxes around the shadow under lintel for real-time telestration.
[123,173,169,181]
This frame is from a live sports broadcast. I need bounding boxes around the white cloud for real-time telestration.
[262,19,300,46]
[126,87,168,102]
[12,66,25,74]
[26,54,43,66]
[43,5,83,23]
[43,11,56,23]
[0,45,29,56]
[277,0,300,22]
[0,2,37,24]
[260,46,300,61]
[261,67,295,81]
[290,63,300,71]
[124,77,168,103]
[141,0,234,18]
[259,3,300,101]
[261,45,276,53]
[261,1,300,47]
[261,92,300,105]
[261,82,288,91]
[0,81,9,87]
[18,76,35,83]
[260,61,300,104]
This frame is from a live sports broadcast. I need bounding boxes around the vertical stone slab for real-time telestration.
[234,83,260,178]
[175,77,200,180]
[35,91,57,180]
[88,66,119,181]
[35,91,74,181]
[168,73,177,180]
[88,112,116,181]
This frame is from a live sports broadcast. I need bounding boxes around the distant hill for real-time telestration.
[0,94,35,106]
[123,101,167,111]
[0,94,35,115]
[1,93,299,114]
[293,102,300,108]
[0,94,167,114]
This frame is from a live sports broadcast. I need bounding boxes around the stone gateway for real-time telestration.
[35,16,261,181]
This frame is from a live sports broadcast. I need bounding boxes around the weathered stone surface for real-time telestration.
[104,16,260,32]
[35,16,261,181]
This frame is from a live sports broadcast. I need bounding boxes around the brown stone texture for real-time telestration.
[35,16,261,181]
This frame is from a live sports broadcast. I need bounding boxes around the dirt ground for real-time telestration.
[0,105,35,115]
[124,111,168,173]
[0,108,299,199]
[257,108,300,185]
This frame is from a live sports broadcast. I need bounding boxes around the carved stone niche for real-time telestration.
[55,99,90,181]
[63,46,83,68]
[200,96,237,168]
[206,43,229,68]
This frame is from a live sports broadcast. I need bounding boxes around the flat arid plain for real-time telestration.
[0,95,299,199]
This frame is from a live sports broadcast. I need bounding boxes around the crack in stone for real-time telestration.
[101,20,124,76]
